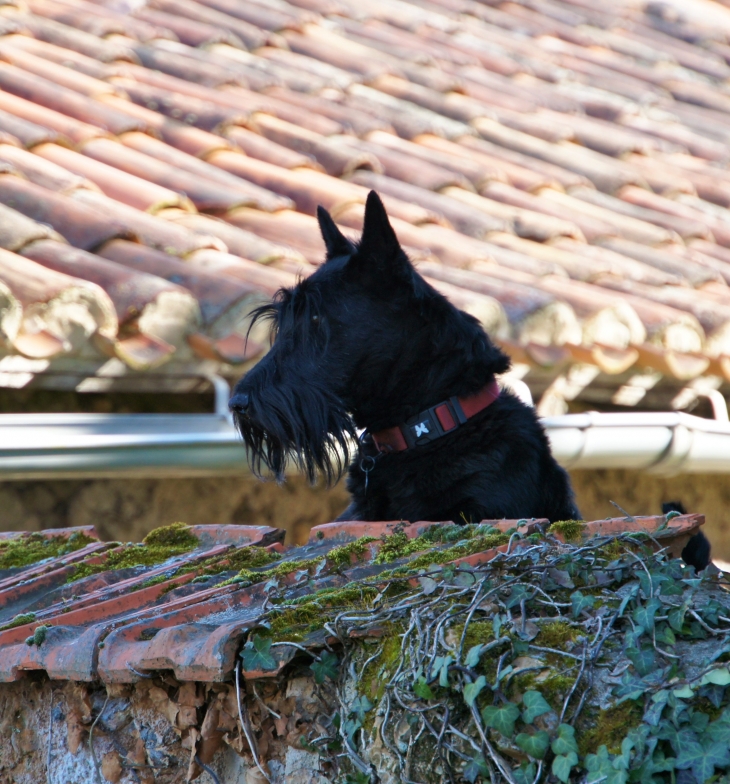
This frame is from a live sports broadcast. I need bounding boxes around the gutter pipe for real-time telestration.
[0,377,727,478]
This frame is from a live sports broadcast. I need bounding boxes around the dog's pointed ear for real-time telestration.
[317,205,354,260]
[358,191,402,264]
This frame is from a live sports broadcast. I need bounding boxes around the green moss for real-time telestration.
[0,612,36,631]
[67,524,199,583]
[382,532,510,574]
[328,537,377,568]
[547,520,586,543]
[222,557,324,588]
[143,522,198,549]
[373,531,425,564]
[536,621,579,650]
[268,582,379,641]
[134,574,171,591]
[0,531,95,570]
[535,673,574,705]
[453,620,495,650]
[578,702,642,756]
[25,624,50,647]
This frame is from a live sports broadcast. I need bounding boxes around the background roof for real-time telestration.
[0,0,728,416]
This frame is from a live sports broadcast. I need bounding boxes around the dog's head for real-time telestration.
[229,191,509,482]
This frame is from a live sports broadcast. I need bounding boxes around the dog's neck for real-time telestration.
[349,354,498,433]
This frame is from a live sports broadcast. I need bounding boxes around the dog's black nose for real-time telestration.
[229,392,250,415]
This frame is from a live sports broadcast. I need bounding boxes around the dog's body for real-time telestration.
[230,191,580,525]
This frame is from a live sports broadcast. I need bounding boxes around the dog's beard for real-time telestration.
[233,382,356,484]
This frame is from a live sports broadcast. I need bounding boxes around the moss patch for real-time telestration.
[578,702,643,756]
[327,536,377,568]
[269,582,379,641]
[222,557,324,588]
[547,519,586,542]
[0,612,36,631]
[0,531,96,571]
[67,523,199,583]
[536,620,579,650]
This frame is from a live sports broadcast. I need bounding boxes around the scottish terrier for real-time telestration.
[229,191,580,525]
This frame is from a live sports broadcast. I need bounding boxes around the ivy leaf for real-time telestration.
[617,584,638,618]
[656,624,676,646]
[465,644,486,669]
[455,569,476,587]
[700,667,730,687]
[676,738,730,783]
[672,684,694,699]
[515,730,550,759]
[418,575,437,595]
[413,677,434,700]
[521,691,552,724]
[552,752,578,783]
[240,634,277,672]
[492,614,503,639]
[571,590,594,618]
[343,717,362,742]
[633,598,662,633]
[506,585,533,609]
[350,695,373,723]
[512,762,537,784]
[644,690,669,726]
[707,717,730,744]
[481,702,520,737]
[551,724,579,756]
[463,755,489,783]
[464,676,487,708]
[626,646,655,677]
[668,604,688,632]
[431,655,452,687]
[311,650,339,684]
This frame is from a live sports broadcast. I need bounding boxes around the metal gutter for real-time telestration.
[0,374,727,478]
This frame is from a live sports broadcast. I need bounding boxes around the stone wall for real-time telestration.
[0,475,350,546]
[570,469,730,560]
[0,469,727,556]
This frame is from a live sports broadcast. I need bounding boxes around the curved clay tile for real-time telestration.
[98,239,268,332]
[32,142,193,214]
[225,125,318,170]
[71,191,226,256]
[0,247,117,356]
[442,187,585,243]
[0,143,96,194]
[0,199,65,252]
[373,131,507,191]
[249,114,382,178]
[147,0,269,51]
[164,211,307,264]
[490,234,681,286]
[417,260,582,346]
[0,174,131,250]
[114,132,292,213]
[0,87,104,145]
[21,239,200,354]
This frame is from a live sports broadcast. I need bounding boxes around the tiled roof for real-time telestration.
[0,0,727,412]
[0,514,704,684]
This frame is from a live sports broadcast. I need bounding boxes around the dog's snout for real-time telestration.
[229,392,250,415]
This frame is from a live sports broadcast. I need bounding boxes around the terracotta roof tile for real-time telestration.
[146,0,271,50]
[0,0,722,395]
[3,12,137,62]
[33,141,194,213]
[0,247,116,356]
[0,199,64,252]
[70,191,225,256]
[0,142,95,193]
[0,515,704,683]
[0,173,132,249]
[21,239,200,355]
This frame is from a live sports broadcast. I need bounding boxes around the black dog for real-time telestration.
[229,191,580,525]
[662,501,711,571]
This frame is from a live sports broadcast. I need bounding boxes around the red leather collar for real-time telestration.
[370,379,500,454]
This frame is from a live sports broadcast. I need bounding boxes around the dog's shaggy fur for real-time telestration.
[230,191,580,525]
